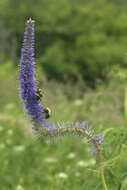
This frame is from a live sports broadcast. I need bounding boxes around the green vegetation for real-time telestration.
[1,0,127,85]
[1,0,127,189]
[0,63,127,190]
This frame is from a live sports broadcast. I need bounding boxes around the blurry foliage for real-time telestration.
[0,62,126,190]
[0,0,127,85]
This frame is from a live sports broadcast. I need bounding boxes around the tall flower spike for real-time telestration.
[19,18,103,149]
[19,18,103,148]
[19,18,108,190]
[20,18,47,127]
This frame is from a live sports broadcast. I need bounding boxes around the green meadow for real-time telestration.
[0,62,127,190]
[1,0,127,189]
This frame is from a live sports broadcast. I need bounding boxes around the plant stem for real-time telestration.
[96,144,108,190]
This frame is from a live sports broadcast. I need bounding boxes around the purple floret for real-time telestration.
[91,135,103,145]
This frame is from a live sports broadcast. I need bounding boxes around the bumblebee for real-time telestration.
[43,107,51,119]
[35,88,43,101]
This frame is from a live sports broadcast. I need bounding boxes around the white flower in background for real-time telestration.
[75,172,81,177]
[57,172,68,179]
[16,185,24,190]
[14,145,25,152]
[77,158,96,167]
[67,152,76,159]
[74,99,83,106]
[77,160,87,167]
[44,157,57,163]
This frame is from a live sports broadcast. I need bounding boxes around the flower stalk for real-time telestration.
[19,18,108,190]
[95,141,108,190]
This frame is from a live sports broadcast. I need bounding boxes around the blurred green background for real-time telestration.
[0,0,127,190]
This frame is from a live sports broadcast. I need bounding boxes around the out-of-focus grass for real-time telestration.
[0,62,127,190]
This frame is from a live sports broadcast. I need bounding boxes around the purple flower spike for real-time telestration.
[19,19,103,155]
[20,18,46,126]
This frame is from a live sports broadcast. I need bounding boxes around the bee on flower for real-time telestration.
[43,107,51,119]
[35,87,43,101]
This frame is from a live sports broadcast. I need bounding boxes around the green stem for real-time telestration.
[96,144,108,190]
